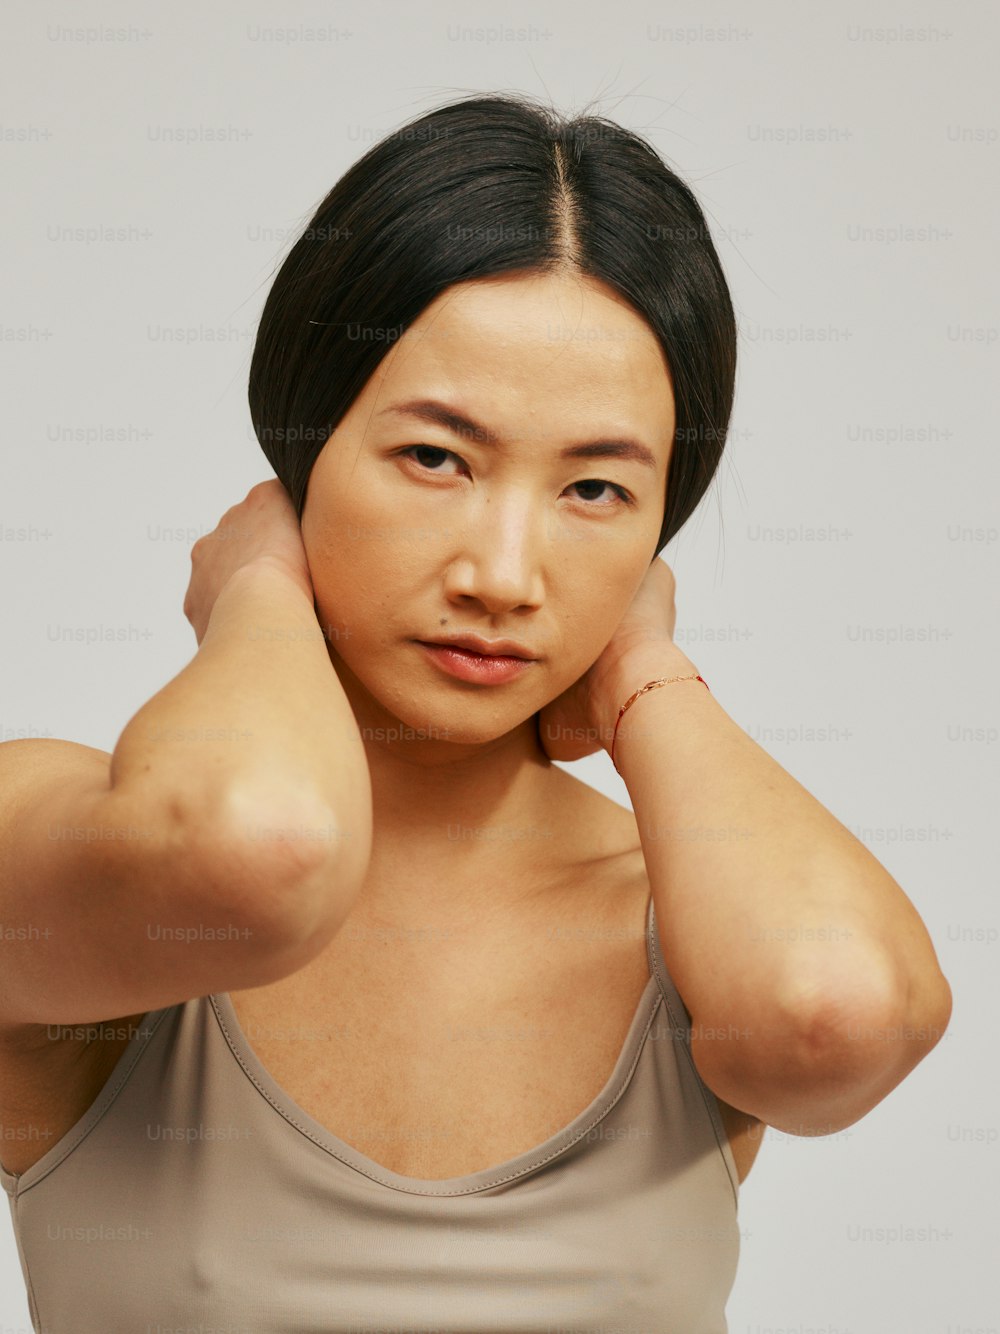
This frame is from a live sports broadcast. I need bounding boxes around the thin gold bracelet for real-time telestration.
[610,673,710,775]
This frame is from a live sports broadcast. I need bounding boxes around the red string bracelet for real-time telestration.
[609,673,710,775]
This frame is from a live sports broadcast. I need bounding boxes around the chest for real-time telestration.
[227,906,655,1181]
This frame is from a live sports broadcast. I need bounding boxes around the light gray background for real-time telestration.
[2,1,997,1329]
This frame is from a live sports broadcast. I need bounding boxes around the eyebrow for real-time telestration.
[376,397,660,470]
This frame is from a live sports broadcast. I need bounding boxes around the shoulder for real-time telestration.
[544,764,642,858]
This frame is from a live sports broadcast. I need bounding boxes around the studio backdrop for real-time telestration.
[1,2,996,1331]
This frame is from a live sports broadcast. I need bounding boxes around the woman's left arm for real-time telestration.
[591,638,953,1137]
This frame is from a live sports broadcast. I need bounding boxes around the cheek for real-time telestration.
[558,555,644,660]
[303,475,403,629]
[310,532,401,643]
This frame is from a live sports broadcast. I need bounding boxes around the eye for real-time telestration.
[567,479,633,507]
[400,445,465,475]
[398,446,633,508]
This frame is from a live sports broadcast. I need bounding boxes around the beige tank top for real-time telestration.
[2,894,742,1331]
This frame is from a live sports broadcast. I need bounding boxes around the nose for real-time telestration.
[442,489,545,614]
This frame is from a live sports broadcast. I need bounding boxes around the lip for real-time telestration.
[417,634,537,660]
[414,640,535,685]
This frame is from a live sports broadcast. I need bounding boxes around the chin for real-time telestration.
[331,631,564,747]
[355,675,537,751]
[389,696,535,749]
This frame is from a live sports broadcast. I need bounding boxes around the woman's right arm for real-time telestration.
[0,554,373,1030]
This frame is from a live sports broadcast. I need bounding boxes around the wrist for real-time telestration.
[229,554,316,609]
[591,642,703,750]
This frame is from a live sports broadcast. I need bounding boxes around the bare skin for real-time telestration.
[224,771,761,1184]
[0,268,762,1184]
[0,773,760,1184]
[231,267,761,1182]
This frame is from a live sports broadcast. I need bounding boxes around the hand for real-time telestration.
[536,557,691,763]
[183,479,315,646]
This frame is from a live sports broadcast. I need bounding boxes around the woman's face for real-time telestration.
[300,268,675,747]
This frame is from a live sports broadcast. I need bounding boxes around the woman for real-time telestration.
[0,92,951,1332]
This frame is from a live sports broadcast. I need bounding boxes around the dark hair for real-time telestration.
[248,91,736,558]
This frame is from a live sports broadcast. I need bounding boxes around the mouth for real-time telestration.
[413,639,537,684]
[415,636,536,661]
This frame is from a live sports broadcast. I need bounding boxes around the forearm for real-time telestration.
[600,643,952,1126]
[109,558,373,885]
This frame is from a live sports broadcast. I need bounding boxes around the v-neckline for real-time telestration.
[208,892,660,1197]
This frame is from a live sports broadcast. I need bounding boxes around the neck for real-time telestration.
[329,652,568,920]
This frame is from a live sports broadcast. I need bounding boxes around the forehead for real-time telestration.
[372,269,676,451]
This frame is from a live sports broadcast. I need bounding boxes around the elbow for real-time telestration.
[797,947,954,1066]
[765,952,954,1135]
[184,779,373,975]
[698,950,951,1137]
